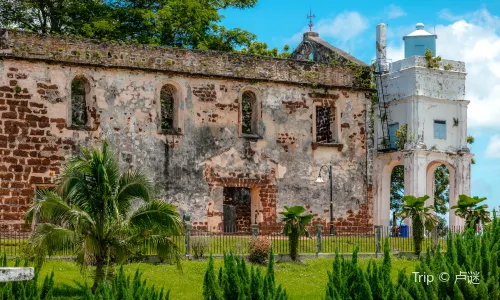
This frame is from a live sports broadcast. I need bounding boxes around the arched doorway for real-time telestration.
[426,160,455,231]
[390,165,405,228]
[377,160,404,227]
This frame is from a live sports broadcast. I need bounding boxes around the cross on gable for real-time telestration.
[307,8,316,32]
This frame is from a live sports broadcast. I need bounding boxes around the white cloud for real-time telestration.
[387,9,500,129]
[288,11,368,45]
[485,135,500,158]
[385,5,406,19]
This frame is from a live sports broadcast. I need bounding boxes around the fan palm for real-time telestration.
[397,195,438,255]
[280,206,312,261]
[451,194,491,231]
[25,141,183,291]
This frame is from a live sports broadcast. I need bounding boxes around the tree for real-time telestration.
[433,165,450,215]
[0,0,290,55]
[203,255,222,300]
[0,0,70,34]
[450,195,491,230]
[279,206,312,261]
[25,141,183,291]
[398,195,438,255]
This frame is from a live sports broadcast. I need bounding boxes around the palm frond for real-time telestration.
[128,200,183,235]
[116,169,154,215]
[29,223,77,257]
[26,190,94,230]
[145,234,182,269]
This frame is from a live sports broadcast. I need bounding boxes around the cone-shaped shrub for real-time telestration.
[203,249,287,300]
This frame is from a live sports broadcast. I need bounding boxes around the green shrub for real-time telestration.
[248,237,271,265]
[324,211,500,299]
[192,236,210,259]
[85,266,169,300]
[203,249,287,300]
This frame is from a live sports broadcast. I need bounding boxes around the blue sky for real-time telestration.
[222,1,500,211]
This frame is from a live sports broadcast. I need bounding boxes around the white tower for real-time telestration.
[372,23,473,227]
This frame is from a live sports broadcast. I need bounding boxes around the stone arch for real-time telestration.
[155,79,185,135]
[238,86,262,137]
[68,74,91,128]
[377,159,404,227]
[426,159,456,226]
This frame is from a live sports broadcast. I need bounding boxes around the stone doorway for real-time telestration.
[223,187,251,232]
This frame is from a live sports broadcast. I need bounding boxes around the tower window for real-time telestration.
[160,84,176,131]
[71,76,89,128]
[434,120,446,139]
[241,91,258,135]
[388,123,399,149]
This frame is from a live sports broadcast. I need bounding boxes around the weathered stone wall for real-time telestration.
[0,30,373,233]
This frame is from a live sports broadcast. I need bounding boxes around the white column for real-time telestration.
[404,151,427,198]
[449,155,472,227]
[403,151,428,227]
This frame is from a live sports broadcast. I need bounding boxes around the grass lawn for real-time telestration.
[33,256,419,299]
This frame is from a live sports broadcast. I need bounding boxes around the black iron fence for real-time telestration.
[0,225,466,258]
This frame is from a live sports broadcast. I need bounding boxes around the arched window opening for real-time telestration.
[241,91,257,135]
[160,84,176,131]
[71,76,89,127]
[390,165,404,236]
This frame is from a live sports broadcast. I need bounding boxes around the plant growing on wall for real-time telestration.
[425,49,442,68]
[345,60,371,88]
[280,206,312,261]
[395,123,408,149]
[451,195,491,230]
[25,141,183,291]
[397,195,438,255]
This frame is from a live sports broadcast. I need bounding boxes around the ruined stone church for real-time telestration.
[0,28,373,233]
[0,23,472,233]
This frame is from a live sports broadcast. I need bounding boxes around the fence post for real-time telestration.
[375,225,381,257]
[251,224,259,237]
[316,224,323,255]
[184,221,192,258]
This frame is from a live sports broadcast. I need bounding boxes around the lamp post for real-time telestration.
[316,165,334,235]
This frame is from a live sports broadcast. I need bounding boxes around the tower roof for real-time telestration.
[403,23,437,39]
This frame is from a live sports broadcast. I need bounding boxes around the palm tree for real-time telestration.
[397,195,438,255]
[451,194,491,231]
[280,206,312,261]
[26,141,183,291]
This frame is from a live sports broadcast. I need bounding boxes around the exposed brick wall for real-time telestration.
[223,187,251,232]
[282,99,309,114]
[193,84,216,102]
[203,165,277,234]
[276,133,297,153]
[0,69,75,231]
